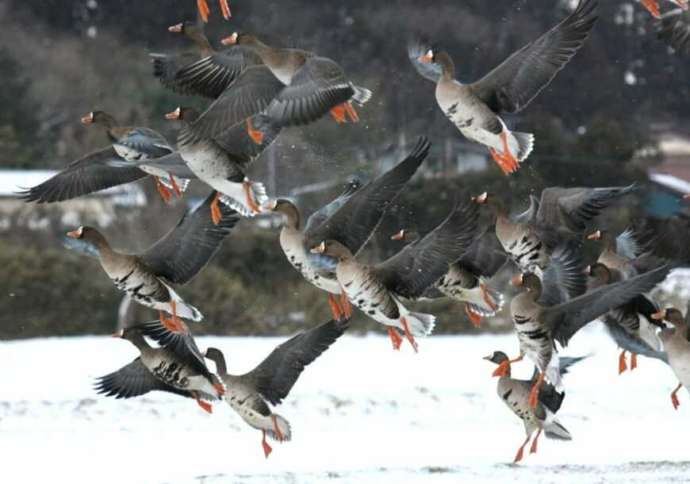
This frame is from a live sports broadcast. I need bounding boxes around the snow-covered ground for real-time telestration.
[2,322,690,484]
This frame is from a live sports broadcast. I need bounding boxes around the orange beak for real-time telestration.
[221,32,238,46]
[473,192,488,204]
[391,230,405,241]
[80,112,93,125]
[165,108,181,120]
[168,23,183,33]
[651,310,666,321]
[418,52,434,64]
[66,228,82,239]
[683,194,690,201]
[586,230,601,241]
[510,274,523,287]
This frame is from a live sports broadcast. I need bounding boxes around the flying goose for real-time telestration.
[265,137,430,319]
[391,227,507,327]
[508,261,670,408]
[484,351,585,463]
[205,317,350,457]
[652,306,690,409]
[95,324,224,413]
[312,199,479,351]
[151,21,263,99]
[164,63,284,220]
[197,0,231,22]
[19,111,195,204]
[65,191,239,333]
[474,185,635,275]
[585,244,666,374]
[221,31,372,130]
[409,0,597,175]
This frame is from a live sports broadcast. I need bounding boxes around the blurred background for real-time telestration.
[1,0,689,339]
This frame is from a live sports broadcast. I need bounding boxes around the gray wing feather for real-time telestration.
[304,179,363,234]
[140,191,240,284]
[242,318,350,405]
[304,137,429,254]
[94,358,191,399]
[470,0,598,113]
[539,242,587,307]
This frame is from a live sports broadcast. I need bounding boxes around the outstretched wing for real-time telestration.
[140,191,240,284]
[536,184,635,234]
[265,56,355,126]
[152,47,264,99]
[304,180,363,234]
[470,0,598,113]
[546,264,671,347]
[18,147,148,203]
[304,137,430,255]
[538,242,587,307]
[373,200,479,300]
[241,318,350,405]
[94,358,190,399]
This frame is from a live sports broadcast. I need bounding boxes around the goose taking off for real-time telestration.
[205,317,350,457]
[409,0,597,175]
[65,191,239,333]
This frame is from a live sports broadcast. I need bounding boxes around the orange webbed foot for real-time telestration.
[154,177,172,204]
[243,180,261,215]
[513,436,530,464]
[618,350,628,375]
[671,383,683,410]
[528,373,544,409]
[344,102,360,123]
[641,0,661,18]
[213,382,225,397]
[261,430,273,458]
[210,192,223,225]
[272,415,284,442]
[197,0,211,22]
[480,283,498,312]
[219,0,231,19]
[464,304,483,328]
[247,118,265,145]
[195,394,213,414]
[630,352,638,371]
[529,429,542,455]
[387,326,403,351]
[400,317,419,353]
[168,174,182,198]
[339,292,353,318]
[330,105,347,124]
[328,293,343,319]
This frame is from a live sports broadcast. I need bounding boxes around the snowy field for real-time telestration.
[2,322,690,484]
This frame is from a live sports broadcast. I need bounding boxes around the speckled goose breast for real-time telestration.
[140,349,210,393]
[279,227,340,294]
[511,293,553,372]
[100,253,170,307]
[496,218,546,275]
[336,260,398,323]
[436,80,498,142]
[497,377,541,431]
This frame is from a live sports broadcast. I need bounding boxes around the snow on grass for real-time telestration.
[1,322,690,483]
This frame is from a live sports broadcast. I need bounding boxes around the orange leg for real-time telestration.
[329,104,347,124]
[261,430,273,458]
[193,392,213,413]
[400,317,419,353]
[168,174,182,198]
[247,117,264,145]
[339,292,353,318]
[641,0,661,18]
[630,352,638,371]
[480,283,498,312]
[343,102,360,123]
[529,428,542,455]
[210,192,222,225]
[154,177,172,203]
[213,382,225,396]
[618,350,628,375]
[327,293,343,319]
[272,415,284,442]
[528,372,545,409]
[464,304,483,328]
[671,382,683,410]
[197,0,210,22]
[387,326,403,350]
[242,180,261,214]
[159,301,187,333]
[513,434,531,463]
[488,148,513,176]
[499,131,519,172]
[219,0,231,19]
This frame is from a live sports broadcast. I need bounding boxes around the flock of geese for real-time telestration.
[17,0,690,463]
